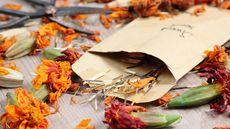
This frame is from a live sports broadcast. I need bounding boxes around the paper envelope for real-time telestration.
[72,6,230,103]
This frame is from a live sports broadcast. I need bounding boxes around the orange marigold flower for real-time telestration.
[35,23,79,49]
[73,119,95,129]
[3,3,22,10]
[38,23,59,37]
[195,45,228,70]
[0,88,50,129]
[32,60,72,105]
[36,35,51,49]
[131,0,162,17]
[220,1,230,9]
[0,36,16,53]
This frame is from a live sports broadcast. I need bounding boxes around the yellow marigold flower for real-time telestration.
[0,88,50,129]
[32,59,72,105]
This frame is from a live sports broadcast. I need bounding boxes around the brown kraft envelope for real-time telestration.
[72,6,230,103]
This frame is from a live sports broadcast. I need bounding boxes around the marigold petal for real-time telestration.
[0,67,9,76]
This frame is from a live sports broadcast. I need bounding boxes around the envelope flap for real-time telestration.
[89,6,230,80]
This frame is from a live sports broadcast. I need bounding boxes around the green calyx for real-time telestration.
[131,112,181,128]
[6,92,18,105]
[30,84,50,101]
[167,84,222,108]
[43,48,64,60]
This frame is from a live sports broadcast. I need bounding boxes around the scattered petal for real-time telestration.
[73,119,95,129]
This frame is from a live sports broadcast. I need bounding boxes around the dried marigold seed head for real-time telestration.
[55,48,81,64]
[104,100,146,129]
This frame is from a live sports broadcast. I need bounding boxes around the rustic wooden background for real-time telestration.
[0,0,229,129]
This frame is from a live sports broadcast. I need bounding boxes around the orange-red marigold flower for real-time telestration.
[32,60,72,105]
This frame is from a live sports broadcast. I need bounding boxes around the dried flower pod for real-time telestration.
[5,34,35,59]
[167,84,222,108]
[0,67,23,88]
[1,88,51,129]
[104,100,181,129]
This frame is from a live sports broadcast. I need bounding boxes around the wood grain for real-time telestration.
[0,0,229,129]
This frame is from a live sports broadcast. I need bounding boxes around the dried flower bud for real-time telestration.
[5,34,35,59]
[0,67,23,88]
[104,100,181,129]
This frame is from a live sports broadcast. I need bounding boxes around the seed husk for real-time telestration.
[167,84,222,108]
[5,34,35,59]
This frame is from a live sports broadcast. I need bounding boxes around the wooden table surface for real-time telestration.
[0,0,229,129]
